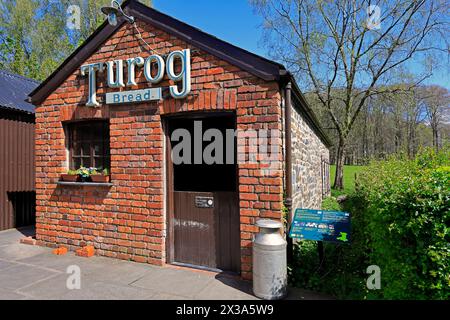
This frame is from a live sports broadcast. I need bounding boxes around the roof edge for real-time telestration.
[0,69,40,85]
[0,105,35,115]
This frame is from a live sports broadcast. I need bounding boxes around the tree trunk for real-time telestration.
[333,137,346,190]
[431,123,439,152]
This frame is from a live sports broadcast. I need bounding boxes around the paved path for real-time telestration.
[0,227,332,300]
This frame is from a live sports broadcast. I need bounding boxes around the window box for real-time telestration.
[61,174,78,182]
[90,175,111,183]
[56,181,113,187]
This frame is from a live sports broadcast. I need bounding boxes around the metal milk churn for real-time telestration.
[253,219,287,300]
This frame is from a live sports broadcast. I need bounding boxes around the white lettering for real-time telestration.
[81,49,191,107]
[80,62,104,107]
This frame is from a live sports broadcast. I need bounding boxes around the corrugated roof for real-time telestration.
[0,70,39,114]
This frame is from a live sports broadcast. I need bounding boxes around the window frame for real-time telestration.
[65,120,110,171]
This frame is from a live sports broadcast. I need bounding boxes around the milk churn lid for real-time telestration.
[256,219,283,229]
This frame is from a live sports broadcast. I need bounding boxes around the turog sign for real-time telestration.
[289,208,351,243]
[80,49,191,107]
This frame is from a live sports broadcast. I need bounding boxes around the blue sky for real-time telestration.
[153,0,449,90]
[153,0,265,56]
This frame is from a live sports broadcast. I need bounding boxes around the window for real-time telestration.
[321,156,330,196]
[66,121,110,170]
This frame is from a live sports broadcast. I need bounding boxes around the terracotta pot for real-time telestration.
[90,175,110,183]
[61,174,78,182]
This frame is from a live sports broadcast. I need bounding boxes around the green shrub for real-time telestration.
[288,239,369,299]
[321,196,341,211]
[288,194,370,299]
[357,148,450,299]
[288,148,449,300]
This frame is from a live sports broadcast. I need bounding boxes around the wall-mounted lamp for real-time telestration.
[101,0,135,26]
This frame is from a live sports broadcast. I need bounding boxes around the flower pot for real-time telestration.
[61,174,78,182]
[90,175,110,183]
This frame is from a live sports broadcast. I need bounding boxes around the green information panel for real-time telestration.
[289,208,351,243]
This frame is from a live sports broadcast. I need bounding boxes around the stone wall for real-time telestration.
[290,105,330,211]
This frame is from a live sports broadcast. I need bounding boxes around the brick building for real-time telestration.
[28,0,330,279]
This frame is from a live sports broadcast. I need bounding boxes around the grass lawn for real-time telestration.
[330,165,366,196]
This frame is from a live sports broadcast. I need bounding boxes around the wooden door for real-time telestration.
[173,191,240,272]
[174,191,216,268]
[167,113,240,273]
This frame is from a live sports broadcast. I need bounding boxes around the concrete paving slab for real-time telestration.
[0,287,28,300]
[17,251,122,274]
[57,280,155,300]
[0,264,58,290]
[0,243,47,261]
[0,259,18,271]
[16,273,78,299]
[150,293,190,300]
[83,259,157,285]
[194,275,257,300]
[130,267,215,298]
[16,252,83,272]
[0,227,34,246]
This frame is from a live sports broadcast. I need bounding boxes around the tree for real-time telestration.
[421,85,449,151]
[0,0,72,80]
[0,0,153,81]
[68,0,113,46]
[251,0,449,189]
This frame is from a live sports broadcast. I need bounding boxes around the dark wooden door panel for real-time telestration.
[174,191,216,268]
[173,191,240,273]
[215,192,240,273]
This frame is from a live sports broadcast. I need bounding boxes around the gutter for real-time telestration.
[283,81,294,263]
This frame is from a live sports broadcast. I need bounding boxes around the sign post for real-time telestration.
[289,208,351,270]
[289,208,351,243]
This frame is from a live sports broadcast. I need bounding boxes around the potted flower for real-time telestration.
[90,168,110,183]
[77,167,93,182]
[61,169,78,182]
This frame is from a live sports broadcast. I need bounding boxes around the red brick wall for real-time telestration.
[35,20,283,279]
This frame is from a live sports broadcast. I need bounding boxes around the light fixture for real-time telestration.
[101,0,135,26]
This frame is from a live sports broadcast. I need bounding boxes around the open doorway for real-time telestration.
[165,112,240,273]
[8,191,36,228]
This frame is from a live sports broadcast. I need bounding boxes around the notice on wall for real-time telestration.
[289,208,351,243]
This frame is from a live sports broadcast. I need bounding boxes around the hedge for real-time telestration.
[289,148,449,300]
[357,148,449,299]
